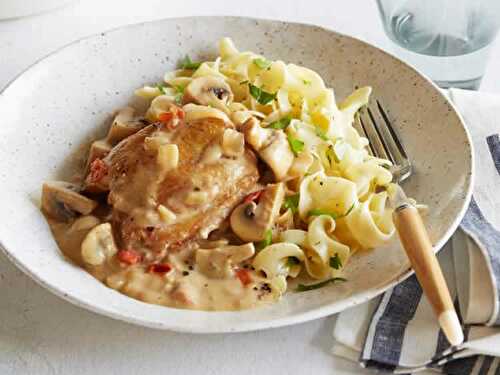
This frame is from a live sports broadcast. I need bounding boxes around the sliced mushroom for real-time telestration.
[230,183,285,242]
[183,76,233,110]
[242,118,294,181]
[86,139,112,171]
[107,107,148,145]
[183,103,232,125]
[195,243,255,278]
[42,181,98,221]
[81,223,118,266]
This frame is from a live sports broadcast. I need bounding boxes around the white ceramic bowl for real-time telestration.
[0,17,473,333]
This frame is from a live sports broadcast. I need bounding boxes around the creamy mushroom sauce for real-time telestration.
[47,216,275,310]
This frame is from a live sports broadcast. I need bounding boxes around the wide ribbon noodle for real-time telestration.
[136,38,401,293]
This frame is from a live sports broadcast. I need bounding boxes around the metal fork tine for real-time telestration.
[376,100,409,160]
[359,109,391,162]
[354,113,375,156]
[366,107,395,164]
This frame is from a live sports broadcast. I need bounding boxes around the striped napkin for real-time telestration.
[332,88,500,374]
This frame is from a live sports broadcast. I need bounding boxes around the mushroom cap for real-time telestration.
[183,76,234,111]
[107,107,147,145]
[42,181,98,222]
[242,118,294,181]
[230,183,285,242]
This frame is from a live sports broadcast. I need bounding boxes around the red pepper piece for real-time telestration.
[117,249,142,265]
[88,158,108,183]
[235,269,252,287]
[243,190,263,204]
[158,112,174,123]
[147,263,172,274]
[171,105,185,120]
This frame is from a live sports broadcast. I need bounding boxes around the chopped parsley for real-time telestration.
[156,84,167,94]
[268,115,292,130]
[173,84,186,93]
[315,127,329,141]
[329,253,342,269]
[287,135,304,156]
[381,163,391,170]
[308,208,339,219]
[326,145,340,166]
[180,55,202,70]
[256,229,273,251]
[343,203,356,216]
[283,193,300,214]
[287,257,301,267]
[296,277,347,291]
[239,80,249,85]
[248,83,276,105]
[303,79,312,85]
[308,203,355,220]
[253,58,272,70]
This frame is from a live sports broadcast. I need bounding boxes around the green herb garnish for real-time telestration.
[287,256,301,267]
[380,163,391,170]
[256,229,273,251]
[315,127,329,141]
[283,193,300,214]
[308,203,355,220]
[326,145,340,166]
[180,55,202,70]
[303,79,311,85]
[156,84,167,94]
[174,84,186,93]
[343,203,355,217]
[296,277,347,291]
[329,253,342,270]
[239,80,249,85]
[248,83,276,105]
[308,208,339,219]
[268,115,292,130]
[253,58,272,70]
[173,84,185,104]
[287,135,304,156]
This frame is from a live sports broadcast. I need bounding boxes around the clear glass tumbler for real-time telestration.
[376,0,500,89]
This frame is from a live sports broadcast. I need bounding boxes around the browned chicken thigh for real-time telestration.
[102,113,259,258]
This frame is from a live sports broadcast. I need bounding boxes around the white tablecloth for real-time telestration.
[1,1,499,374]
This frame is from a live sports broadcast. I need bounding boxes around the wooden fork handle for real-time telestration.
[393,204,464,346]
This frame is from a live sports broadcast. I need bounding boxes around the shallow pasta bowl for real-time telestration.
[0,16,473,333]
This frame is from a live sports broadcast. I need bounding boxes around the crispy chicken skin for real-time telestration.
[104,117,259,256]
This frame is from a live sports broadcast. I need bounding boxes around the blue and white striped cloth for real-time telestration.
[332,89,500,374]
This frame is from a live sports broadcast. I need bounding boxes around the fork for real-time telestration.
[355,101,464,346]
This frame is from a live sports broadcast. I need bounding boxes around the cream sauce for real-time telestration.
[47,214,276,311]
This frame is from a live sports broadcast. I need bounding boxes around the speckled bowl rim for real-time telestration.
[0,16,474,333]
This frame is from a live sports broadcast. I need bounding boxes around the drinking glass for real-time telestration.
[376,0,500,89]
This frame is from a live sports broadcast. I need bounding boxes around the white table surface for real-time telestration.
[1,1,498,374]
